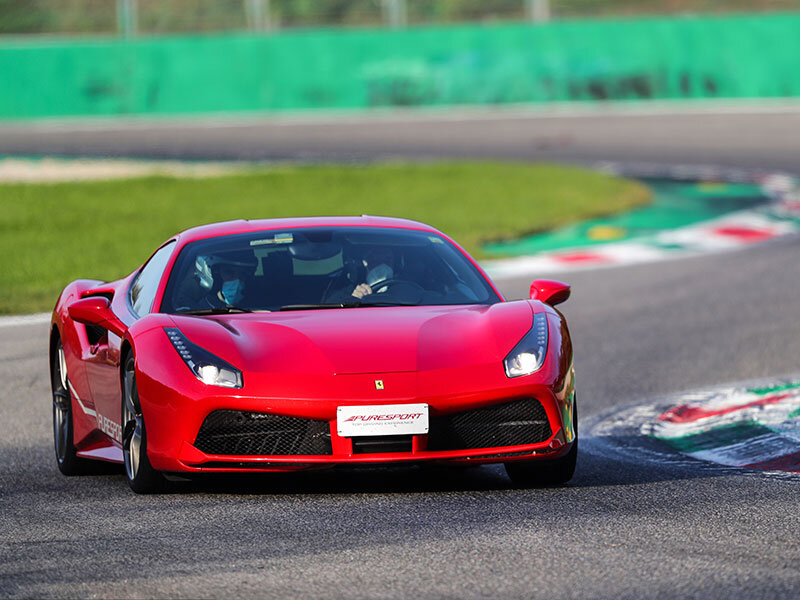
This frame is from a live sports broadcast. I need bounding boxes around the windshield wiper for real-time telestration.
[279,302,361,311]
[358,300,420,307]
[279,300,420,311]
[176,306,254,315]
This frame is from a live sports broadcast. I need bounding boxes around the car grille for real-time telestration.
[194,410,332,456]
[352,435,413,454]
[427,398,551,451]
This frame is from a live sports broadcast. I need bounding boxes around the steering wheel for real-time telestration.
[367,278,422,294]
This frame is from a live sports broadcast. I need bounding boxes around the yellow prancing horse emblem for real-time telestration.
[374,379,385,390]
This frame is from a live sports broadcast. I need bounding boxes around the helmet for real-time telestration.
[195,250,257,291]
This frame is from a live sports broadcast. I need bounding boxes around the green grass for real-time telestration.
[0,161,650,314]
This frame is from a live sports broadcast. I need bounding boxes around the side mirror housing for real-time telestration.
[68,296,126,338]
[530,279,571,306]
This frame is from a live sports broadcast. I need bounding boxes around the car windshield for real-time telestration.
[160,227,501,313]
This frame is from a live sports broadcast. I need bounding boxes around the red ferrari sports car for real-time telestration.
[50,216,576,493]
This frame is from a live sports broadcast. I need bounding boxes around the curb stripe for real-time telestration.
[690,433,800,467]
[745,452,800,473]
[658,423,773,453]
[484,166,800,279]
[658,392,793,424]
[651,394,800,439]
[749,382,800,395]
[650,379,800,473]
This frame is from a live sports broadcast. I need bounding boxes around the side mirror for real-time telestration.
[530,279,571,306]
[68,296,126,338]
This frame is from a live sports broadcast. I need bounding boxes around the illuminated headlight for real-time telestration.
[504,313,548,378]
[165,327,243,388]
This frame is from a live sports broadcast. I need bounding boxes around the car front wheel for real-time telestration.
[122,353,165,494]
[504,398,578,487]
[51,338,86,475]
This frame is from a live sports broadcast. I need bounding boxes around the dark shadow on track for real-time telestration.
[0,437,744,500]
[142,445,739,496]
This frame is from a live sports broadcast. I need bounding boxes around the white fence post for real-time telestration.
[117,0,138,37]
[527,0,551,22]
[383,0,407,28]
[246,0,271,31]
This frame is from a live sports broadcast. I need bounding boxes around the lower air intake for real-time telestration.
[352,435,413,454]
[194,410,332,456]
[427,398,551,451]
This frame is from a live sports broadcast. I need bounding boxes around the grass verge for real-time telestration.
[0,161,650,314]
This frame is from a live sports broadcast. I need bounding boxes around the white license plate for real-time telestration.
[337,403,429,437]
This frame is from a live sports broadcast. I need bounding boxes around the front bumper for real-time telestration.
[139,372,575,474]
[174,401,571,472]
[134,323,575,474]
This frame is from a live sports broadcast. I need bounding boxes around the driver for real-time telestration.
[201,252,256,308]
[349,247,395,299]
[325,246,395,302]
[350,248,394,300]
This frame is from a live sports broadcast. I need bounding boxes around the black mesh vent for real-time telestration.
[84,323,107,346]
[194,410,332,456]
[427,398,551,451]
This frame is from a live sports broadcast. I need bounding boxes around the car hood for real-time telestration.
[170,302,534,375]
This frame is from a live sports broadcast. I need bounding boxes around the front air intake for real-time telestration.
[352,435,413,454]
[194,410,332,456]
[427,398,551,451]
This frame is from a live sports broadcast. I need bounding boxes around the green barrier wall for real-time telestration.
[1,14,799,119]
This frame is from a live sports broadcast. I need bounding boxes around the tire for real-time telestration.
[122,353,165,494]
[504,398,578,487]
[51,337,88,475]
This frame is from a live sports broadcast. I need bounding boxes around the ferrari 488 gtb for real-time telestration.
[50,217,576,493]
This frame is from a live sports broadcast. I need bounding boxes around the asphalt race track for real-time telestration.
[2,104,800,172]
[2,108,800,598]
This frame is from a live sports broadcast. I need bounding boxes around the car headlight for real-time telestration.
[165,327,243,388]
[504,313,548,378]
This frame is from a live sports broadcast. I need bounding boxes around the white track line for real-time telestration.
[0,313,50,328]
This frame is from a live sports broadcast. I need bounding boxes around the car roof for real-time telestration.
[173,216,441,246]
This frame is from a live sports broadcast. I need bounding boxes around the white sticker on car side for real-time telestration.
[67,380,122,442]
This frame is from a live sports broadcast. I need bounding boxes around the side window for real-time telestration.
[130,242,176,316]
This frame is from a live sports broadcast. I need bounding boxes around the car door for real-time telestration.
[87,241,176,445]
